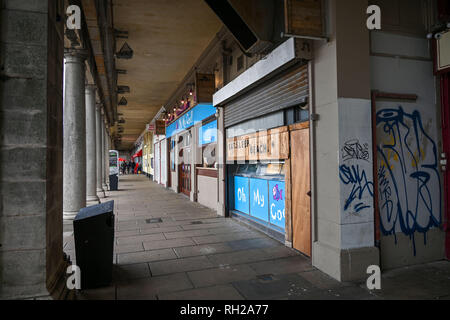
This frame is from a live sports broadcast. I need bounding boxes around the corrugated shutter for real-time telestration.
[224,63,308,128]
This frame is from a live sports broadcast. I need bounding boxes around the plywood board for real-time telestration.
[226,126,289,162]
[291,127,311,256]
[284,0,324,38]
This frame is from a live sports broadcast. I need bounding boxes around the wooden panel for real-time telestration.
[291,127,311,256]
[227,126,289,162]
[196,73,215,103]
[284,158,293,245]
[284,0,324,38]
[197,168,218,178]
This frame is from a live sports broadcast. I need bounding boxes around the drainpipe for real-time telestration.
[308,60,318,247]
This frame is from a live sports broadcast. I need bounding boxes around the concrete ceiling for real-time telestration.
[112,0,222,150]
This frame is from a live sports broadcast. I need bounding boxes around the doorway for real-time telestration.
[179,163,191,196]
[290,123,311,257]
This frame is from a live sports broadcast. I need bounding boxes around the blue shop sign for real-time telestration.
[166,104,216,138]
[199,120,217,146]
[269,180,285,229]
[250,178,269,222]
[234,176,249,214]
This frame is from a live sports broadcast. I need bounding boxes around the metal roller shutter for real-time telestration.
[224,63,308,128]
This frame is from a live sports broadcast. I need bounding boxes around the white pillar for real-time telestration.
[96,104,105,198]
[85,84,99,204]
[105,126,110,189]
[102,118,108,191]
[63,49,87,220]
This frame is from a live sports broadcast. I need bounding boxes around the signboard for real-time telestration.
[227,126,289,162]
[109,150,119,175]
[199,120,217,146]
[155,120,166,135]
[269,180,286,229]
[234,176,249,214]
[437,30,450,73]
[250,178,269,222]
[166,104,216,138]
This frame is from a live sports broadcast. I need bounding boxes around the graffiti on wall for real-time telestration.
[342,139,370,162]
[339,138,374,214]
[376,106,441,255]
[339,164,374,213]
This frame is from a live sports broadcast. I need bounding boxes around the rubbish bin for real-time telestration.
[73,201,114,289]
[109,174,118,191]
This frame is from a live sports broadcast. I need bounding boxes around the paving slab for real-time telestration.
[114,243,144,254]
[117,248,177,265]
[193,231,265,245]
[226,237,282,251]
[248,256,315,275]
[187,264,258,288]
[113,263,151,282]
[149,256,214,276]
[232,273,321,300]
[142,237,196,251]
[158,284,244,300]
[116,233,165,246]
[116,273,193,300]
[173,243,234,258]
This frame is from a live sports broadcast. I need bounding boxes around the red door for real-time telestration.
[441,73,450,259]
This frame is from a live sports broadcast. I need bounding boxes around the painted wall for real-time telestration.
[197,175,218,210]
[371,31,445,269]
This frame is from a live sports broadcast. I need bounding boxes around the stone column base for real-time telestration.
[86,199,100,207]
[312,241,380,282]
[63,211,78,221]
[87,195,100,203]
[97,188,106,198]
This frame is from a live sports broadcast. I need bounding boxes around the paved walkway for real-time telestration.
[63,175,450,300]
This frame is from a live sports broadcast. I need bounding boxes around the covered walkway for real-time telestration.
[63,176,450,300]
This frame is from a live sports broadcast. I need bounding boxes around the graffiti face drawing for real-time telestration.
[376,106,441,255]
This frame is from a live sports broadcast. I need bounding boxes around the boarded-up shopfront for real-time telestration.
[224,63,312,256]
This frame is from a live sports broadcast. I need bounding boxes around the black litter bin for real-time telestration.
[109,174,118,191]
[73,201,114,290]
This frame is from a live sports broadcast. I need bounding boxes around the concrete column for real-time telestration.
[96,104,105,198]
[85,84,99,204]
[102,119,108,191]
[63,49,88,220]
[311,0,379,282]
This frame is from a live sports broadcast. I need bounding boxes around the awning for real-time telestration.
[132,149,142,159]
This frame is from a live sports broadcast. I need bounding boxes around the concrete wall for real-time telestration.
[0,0,65,298]
[197,175,218,210]
[371,31,445,269]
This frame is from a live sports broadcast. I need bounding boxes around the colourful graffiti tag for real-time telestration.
[376,106,441,255]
